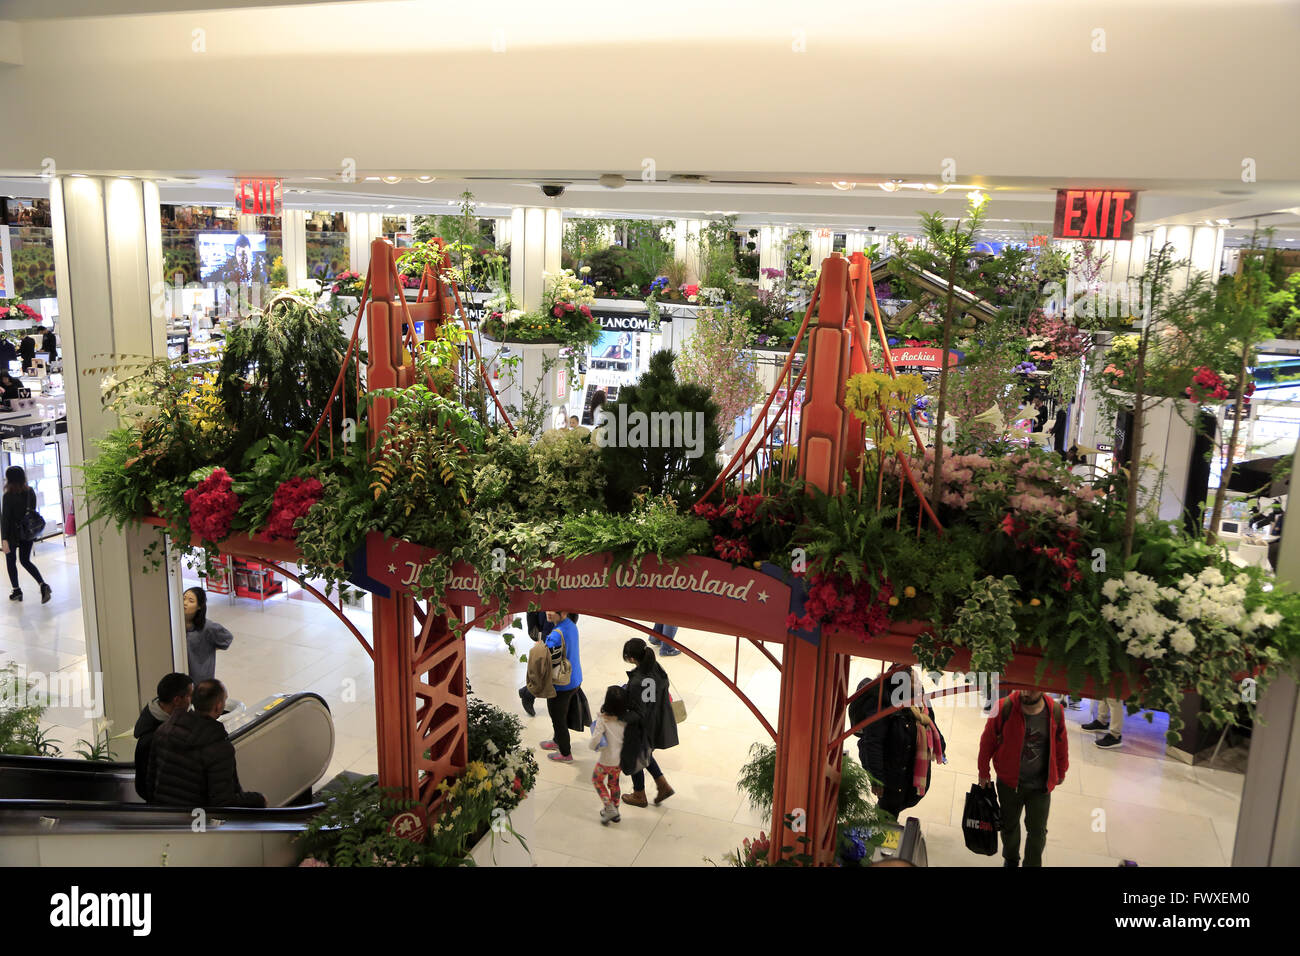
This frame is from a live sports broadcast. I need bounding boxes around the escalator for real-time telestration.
[0,692,336,866]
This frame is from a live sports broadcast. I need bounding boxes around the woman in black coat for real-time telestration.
[848,670,945,817]
[619,637,679,808]
[1,466,50,603]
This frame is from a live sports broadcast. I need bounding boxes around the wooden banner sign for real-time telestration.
[1053,189,1137,241]
[364,533,792,642]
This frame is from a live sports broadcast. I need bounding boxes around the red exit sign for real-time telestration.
[1053,189,1138,241]
[235,178,281,216]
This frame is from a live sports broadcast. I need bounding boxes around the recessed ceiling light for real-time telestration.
[363,176,380,182]
[382,175,402,184]
[416,175,436,183]
[831,181,856,191]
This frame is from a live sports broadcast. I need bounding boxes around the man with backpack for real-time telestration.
[977,688,1069,867]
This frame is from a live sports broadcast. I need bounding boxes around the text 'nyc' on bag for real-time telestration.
[963,783,1001,856]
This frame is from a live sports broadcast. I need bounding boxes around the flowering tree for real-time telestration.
[675,306,763,434]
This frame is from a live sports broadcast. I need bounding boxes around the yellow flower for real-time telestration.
[904,586,916,599]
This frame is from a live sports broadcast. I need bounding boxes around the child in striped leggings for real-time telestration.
[589,685,627,825]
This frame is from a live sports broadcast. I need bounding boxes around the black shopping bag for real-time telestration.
[962,783,1001,856]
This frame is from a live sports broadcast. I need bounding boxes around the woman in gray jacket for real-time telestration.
[183,586,234,685]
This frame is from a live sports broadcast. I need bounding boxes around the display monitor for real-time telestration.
[197,232,269,284]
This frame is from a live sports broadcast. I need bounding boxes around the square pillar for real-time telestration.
[347,212,384,281]
[51,176,184,754]
[509,207,562,311]
[280,207,310,289]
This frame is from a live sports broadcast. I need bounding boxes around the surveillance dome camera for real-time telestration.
[867,225,877,232]
[541,183,566,198]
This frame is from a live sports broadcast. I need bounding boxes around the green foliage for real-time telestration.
[467,696,524,765]
[297,777,432,867]
[557,495,711,563]
[736,742,892,832]
[625,221,673,288]
[218,290,357,459]
[600,350,723,511]
[523,429,606,517]
[0,662,53,756]
[943,574,1021,674]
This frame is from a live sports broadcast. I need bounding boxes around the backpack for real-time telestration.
[18,491,45,542]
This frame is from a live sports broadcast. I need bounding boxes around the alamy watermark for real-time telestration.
[884,668,1001,715]
[1,666,103,718]
[1041,279,1154,322]
[591,405,706,460]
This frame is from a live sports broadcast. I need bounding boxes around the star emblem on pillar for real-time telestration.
[387,564,397,575]
[757,590,769,604]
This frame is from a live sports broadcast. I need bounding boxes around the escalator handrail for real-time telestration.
[0,691,332,777]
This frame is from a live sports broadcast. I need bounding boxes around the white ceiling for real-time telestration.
[1,0,1297,237]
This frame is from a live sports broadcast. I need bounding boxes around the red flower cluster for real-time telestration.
[1185,366,1231,404]
[184,468,239,543]
[263,476,324,542]
[999,514,1083,590]
[694,495,776,564]
[683,284,700,296]
[903,338,936,347]
[786,572,894,640]
[713,536,752,564]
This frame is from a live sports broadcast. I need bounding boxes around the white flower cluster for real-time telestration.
[499,309,525,327]
[1101,566,1281,660]
[543,269,596,308]
[697,287,728,306]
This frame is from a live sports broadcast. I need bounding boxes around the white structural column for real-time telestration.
[236,212,258,235]
[1235,436,1300,865]
[673,219,705,283]
[1149,224,1225,291]
[50,176,182,757]
[844,231,869,257]
[509,207,563,310]
[280,207,309,289]
[808,228,834,270]
[758,225,788,289]
[494,216,513,250]
[346,212,384,278]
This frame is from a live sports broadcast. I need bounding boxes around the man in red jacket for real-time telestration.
[977,689,1069,867]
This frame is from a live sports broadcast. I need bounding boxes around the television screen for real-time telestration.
[197,233,269,284]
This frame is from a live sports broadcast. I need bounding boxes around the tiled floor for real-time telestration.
[1,543,1243,866]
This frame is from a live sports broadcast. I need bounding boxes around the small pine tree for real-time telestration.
[600,350,722,512]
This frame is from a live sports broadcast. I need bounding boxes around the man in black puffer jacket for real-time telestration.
[133,672,193,801]
[150,679,266,808]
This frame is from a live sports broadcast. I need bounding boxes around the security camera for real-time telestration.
[540,183,566,198]
[867,225,877,232]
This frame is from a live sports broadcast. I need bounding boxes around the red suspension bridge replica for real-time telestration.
[187,238,1128,866]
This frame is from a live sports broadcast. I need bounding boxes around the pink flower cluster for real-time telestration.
[263,476,325,542]
[184,468,239,543]
[887,450,994,510]
[787,572,894,640]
